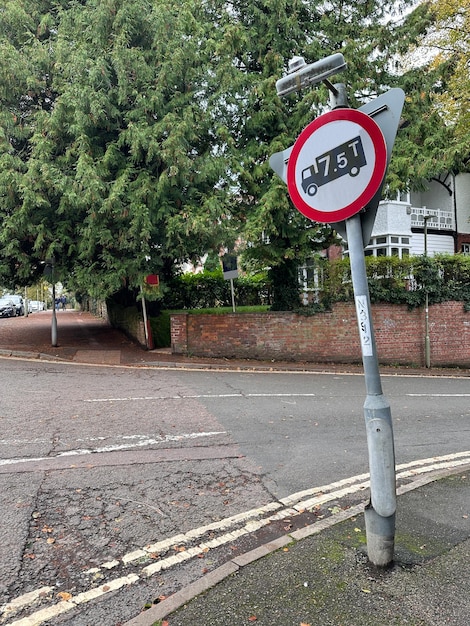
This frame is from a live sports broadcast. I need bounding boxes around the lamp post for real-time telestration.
[43,258,58,347]
[423,215,431,368]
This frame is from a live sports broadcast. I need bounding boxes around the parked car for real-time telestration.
[4,294,24,316]
[0,297,16,318]
[29,300,45,312]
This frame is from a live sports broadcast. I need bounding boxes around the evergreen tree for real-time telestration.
[0,0,437,306]
[0,0,234,296]
[207,0,435,308]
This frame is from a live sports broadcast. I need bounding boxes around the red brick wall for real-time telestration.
[171,301,470,367]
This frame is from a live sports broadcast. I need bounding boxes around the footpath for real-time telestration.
[0,310,469,625]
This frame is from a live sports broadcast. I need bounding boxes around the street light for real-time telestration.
[275,53,347,97]
[42,258,58,347]
[423,215,431,368]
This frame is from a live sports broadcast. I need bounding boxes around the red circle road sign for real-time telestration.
[286,108,387,223]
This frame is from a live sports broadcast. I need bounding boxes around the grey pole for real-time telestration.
[346,214,396,566]
[230,278,236,313]
[273,57,397,566]
[424,215,431,368]
[330,83,396,566]
[51,281,58,347]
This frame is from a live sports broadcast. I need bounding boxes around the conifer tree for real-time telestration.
[208,0,434,307]
[0,0,438,306]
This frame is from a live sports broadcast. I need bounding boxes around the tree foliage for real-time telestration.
[428,0,470,171]
[390,0,470,185]
[0,0,444,306]
[0,0,234,296]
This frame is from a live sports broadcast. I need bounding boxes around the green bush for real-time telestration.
[309,254,470,310]
[161,269,272,310]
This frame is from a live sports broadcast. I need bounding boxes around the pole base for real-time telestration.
[364,503,395,567]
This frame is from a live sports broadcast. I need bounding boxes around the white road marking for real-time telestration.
[82,391,470,403]
[84,393,318,402]
[406,393,470,397]
[2,451,469,626]
[0,431,226,467]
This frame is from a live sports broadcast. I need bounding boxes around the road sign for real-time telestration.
[286,108,387,223]
[335,88,405,245]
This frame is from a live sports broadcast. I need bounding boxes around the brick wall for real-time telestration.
[171,301,470,367]
[107,301,147,348]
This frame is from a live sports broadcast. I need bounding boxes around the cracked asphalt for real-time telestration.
[0,310,469,626]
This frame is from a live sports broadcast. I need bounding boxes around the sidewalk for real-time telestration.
[125,470,470,626]
[1,310,469,625]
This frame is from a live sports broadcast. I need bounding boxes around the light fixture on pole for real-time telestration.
[275,53,347,97]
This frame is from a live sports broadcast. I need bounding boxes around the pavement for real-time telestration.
[0,309,469,626]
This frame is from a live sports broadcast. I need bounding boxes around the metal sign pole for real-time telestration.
[330,83,396,567]
[271,55,402,566]
[51,282,58,347]
[230,278,236,313]
[43,258,58,347]
[326,81,396,565]
[346,213,396,566]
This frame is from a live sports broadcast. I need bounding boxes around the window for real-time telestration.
[462,244,470,255]
[365,235,411,258]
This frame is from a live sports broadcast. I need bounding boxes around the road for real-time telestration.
[0,357,469,625]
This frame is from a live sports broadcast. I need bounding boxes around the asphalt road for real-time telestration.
[1,354,469,625]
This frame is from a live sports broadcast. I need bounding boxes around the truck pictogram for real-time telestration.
[301,135,366,196]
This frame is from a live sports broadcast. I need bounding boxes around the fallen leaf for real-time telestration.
[248,617,257,622]
[46,538,55,544]
[301,623,312,626]
[173,545,186,552]
[361,588,371,594]
[42,525,53,533]
[57,592,72,601]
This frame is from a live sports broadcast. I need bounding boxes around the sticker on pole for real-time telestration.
[286,109,387,223]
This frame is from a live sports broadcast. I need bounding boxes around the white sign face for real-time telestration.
[287,109,387,223]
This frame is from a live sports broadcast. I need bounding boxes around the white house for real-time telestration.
[300,173,470,303]
[364,173,470,257]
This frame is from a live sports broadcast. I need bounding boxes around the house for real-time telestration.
[299,173,470,303]
[364,173,470,257]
